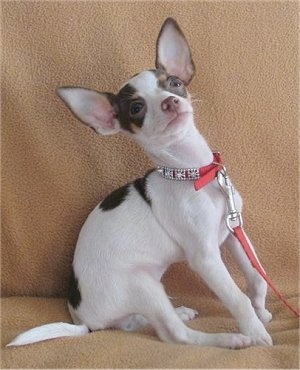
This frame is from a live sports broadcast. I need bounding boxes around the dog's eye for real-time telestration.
[166,77,187,97]
[168,77,182,88]
[130,101,144,116]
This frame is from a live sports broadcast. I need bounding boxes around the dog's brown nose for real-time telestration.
[161,96,179,112]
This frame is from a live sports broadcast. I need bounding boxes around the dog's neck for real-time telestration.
[142,124,213,169]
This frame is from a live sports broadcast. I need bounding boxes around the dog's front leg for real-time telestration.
[127,273,253,349]
[225,233,273,324]
[188,246,273,346]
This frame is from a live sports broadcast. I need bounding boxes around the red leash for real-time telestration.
[233,226,299,318]
[194,152,299,318]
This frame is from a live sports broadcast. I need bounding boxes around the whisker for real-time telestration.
[189,92,202,103]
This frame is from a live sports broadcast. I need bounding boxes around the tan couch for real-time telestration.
[2,1,299,368]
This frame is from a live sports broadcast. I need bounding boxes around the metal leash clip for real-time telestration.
[216,166,243,233]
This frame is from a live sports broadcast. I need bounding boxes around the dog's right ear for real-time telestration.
[56,87,120,135]
[156,18,195,85]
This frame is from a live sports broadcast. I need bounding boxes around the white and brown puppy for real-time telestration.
[8,18,272,349]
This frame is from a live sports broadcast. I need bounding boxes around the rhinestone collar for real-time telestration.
[156,152,222,183]
[156,166,201,181]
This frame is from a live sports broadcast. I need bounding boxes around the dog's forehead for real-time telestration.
[124,70,166,94]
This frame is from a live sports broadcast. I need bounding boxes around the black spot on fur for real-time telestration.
[100,184,130,211]
[68,268,81,310]
[133,169,154,206]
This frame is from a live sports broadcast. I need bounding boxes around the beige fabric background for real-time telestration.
[2,1,299,368]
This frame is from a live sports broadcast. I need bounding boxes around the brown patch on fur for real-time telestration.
[116,84,147,132]
[157,71,168,84]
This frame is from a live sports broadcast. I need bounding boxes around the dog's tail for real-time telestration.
[6,322,89,347]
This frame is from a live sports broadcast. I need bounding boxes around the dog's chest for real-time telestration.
[148,172,233,248]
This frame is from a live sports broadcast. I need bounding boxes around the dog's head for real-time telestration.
[57,18,195,149]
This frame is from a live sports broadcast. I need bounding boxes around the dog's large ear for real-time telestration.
[56,87,120,135]
[156,18,195,85]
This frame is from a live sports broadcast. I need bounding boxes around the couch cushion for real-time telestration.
[2,1,299,298]
[2,297,299,368]
[2,1,299,368]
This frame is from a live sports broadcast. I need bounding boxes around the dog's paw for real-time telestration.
[255,307,273,324]
[241,319,273,346]
[251,331,273,346]
[175,306,199,321]
[216,333,252,349]
[188,330,252,349]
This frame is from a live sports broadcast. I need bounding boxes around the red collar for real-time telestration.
[194,152,223,191]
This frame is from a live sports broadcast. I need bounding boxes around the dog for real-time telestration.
[7,18,273,349]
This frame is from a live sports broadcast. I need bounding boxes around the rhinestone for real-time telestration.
[175,169,185,179]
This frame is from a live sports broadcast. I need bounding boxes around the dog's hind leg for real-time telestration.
[114,306,199,332]
[126,273,252,349]
[113,314,149,331]
[225,233,272,324]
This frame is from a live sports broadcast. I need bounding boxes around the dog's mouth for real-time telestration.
[166,111,193,127]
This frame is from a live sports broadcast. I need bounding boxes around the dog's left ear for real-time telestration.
[156,18,195,85]
[56,87,121,135]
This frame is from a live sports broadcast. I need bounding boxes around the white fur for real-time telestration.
[7,18,272,349]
